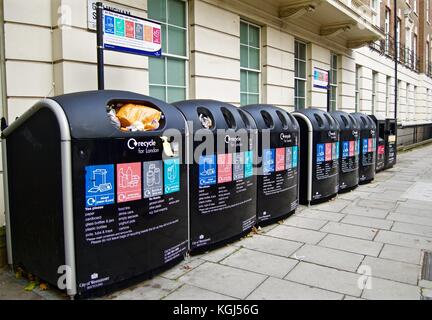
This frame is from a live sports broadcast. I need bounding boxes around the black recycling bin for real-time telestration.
[293,108,340,205]
[351,113,376,184]
[369,115,386,172]
[330,111,360,193]
[172,100,257,252]
[241,104,300,226]
[2,90,189,299]
[385,118,397,169]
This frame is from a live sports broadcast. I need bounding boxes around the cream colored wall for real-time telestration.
[189,0,240,104]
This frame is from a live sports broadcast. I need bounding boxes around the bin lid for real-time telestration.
[330,111,360,131]
[351,112,377,131]
[240,104,299,132]
[293,108,340,131]
[172,99,256,131]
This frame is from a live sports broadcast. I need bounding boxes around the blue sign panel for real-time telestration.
[263,149,275,174]
[244,151,254,178]
[104,15,115,34]
[317,144,325,163]
[164,158,180,194]
[85,164,115,208]
[342,141,349,158]
[362,139,369,154]
[292,146,298,168]
[199,155,217,187]
[335,142,340,159]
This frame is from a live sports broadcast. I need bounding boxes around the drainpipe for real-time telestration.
[394,0,398,133]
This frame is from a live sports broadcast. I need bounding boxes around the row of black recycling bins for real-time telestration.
[1,90,397,298]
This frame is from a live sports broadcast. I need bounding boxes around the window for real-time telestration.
[386,76,391,117]
[240,21,261,105]
[384,9,391,53]
[148,0,188,103]
[372,71,378,114]
[294,40,307,109]
[397,80,402,118]
[329,53,338,111]
[355,65,360,111]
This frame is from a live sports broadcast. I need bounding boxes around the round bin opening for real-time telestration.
[314,114,324,128]
[107,100,166,132]
[239,109,252,128]
[261,110,274,129]
[197,107,215,129]
[276,110,288,129]
[221,107,236,129]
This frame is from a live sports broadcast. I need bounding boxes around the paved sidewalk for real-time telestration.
[2,144,432,300]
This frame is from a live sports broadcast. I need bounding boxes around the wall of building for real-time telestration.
[0,0,432,226]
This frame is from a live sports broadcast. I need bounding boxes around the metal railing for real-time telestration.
[369,34,420,73]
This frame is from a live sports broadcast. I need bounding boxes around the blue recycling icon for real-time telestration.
[85,164,115,208]
[317,144,325,163]
[199,155,217,186]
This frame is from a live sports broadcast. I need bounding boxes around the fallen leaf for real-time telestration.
[39,283,49,291]
[24,281,37,292]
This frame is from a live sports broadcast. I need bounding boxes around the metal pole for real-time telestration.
[96,2,104,90]
[393,0,398,125]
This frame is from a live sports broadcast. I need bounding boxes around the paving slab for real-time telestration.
[283,216,328,230]
[361,277,420,300]
[266,225,327,244]
[291,244,364,272]
[163,284,236,300]
[360,256,421,285]
[319,234,383,257]
[379,244,422,265]
[285,262,363,297]
[341,215,393,230]
[387,213,432,227]
[342,204,389,219]
[160,257,206,280]
[109,277,182,300]
[321,222,378,240]
[220,248,298,278]
[374,230,432,250]
[235,234,303,257]
[246,277,343,300]
[296,209,345,222]
[353,198,398,211]
[197,245,239,263]
[178,262,267,299]
[312,199,351,213]
[391,222,432,238]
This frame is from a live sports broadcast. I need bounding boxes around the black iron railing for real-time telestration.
[369,34,420,73]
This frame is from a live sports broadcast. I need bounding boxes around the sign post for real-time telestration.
[96,2,104,90]
[94,2,162,91]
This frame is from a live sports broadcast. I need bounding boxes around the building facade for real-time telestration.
[0,0,431,226]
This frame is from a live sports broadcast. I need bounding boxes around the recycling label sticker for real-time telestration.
[292,146,298,168]
[244,151,253,178]
[233,152,245,180]
[342,141,349,158]
[286,147,293,169]
[199,155,217,187]
[85,164,115,208]
[117,162,142,203]
[263,149,275,174]
[217,154,233,184]
[362,139,369,154]
[317,144,325,163]
[143,160,163,198]
[164,158,180,194]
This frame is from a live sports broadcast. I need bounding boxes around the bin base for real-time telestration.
[359,178,374,185]
[190,228,254,256]
[75,255,185,299]
[300,194,337,206]
[337,184,358,194]
[256,209,296,228]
